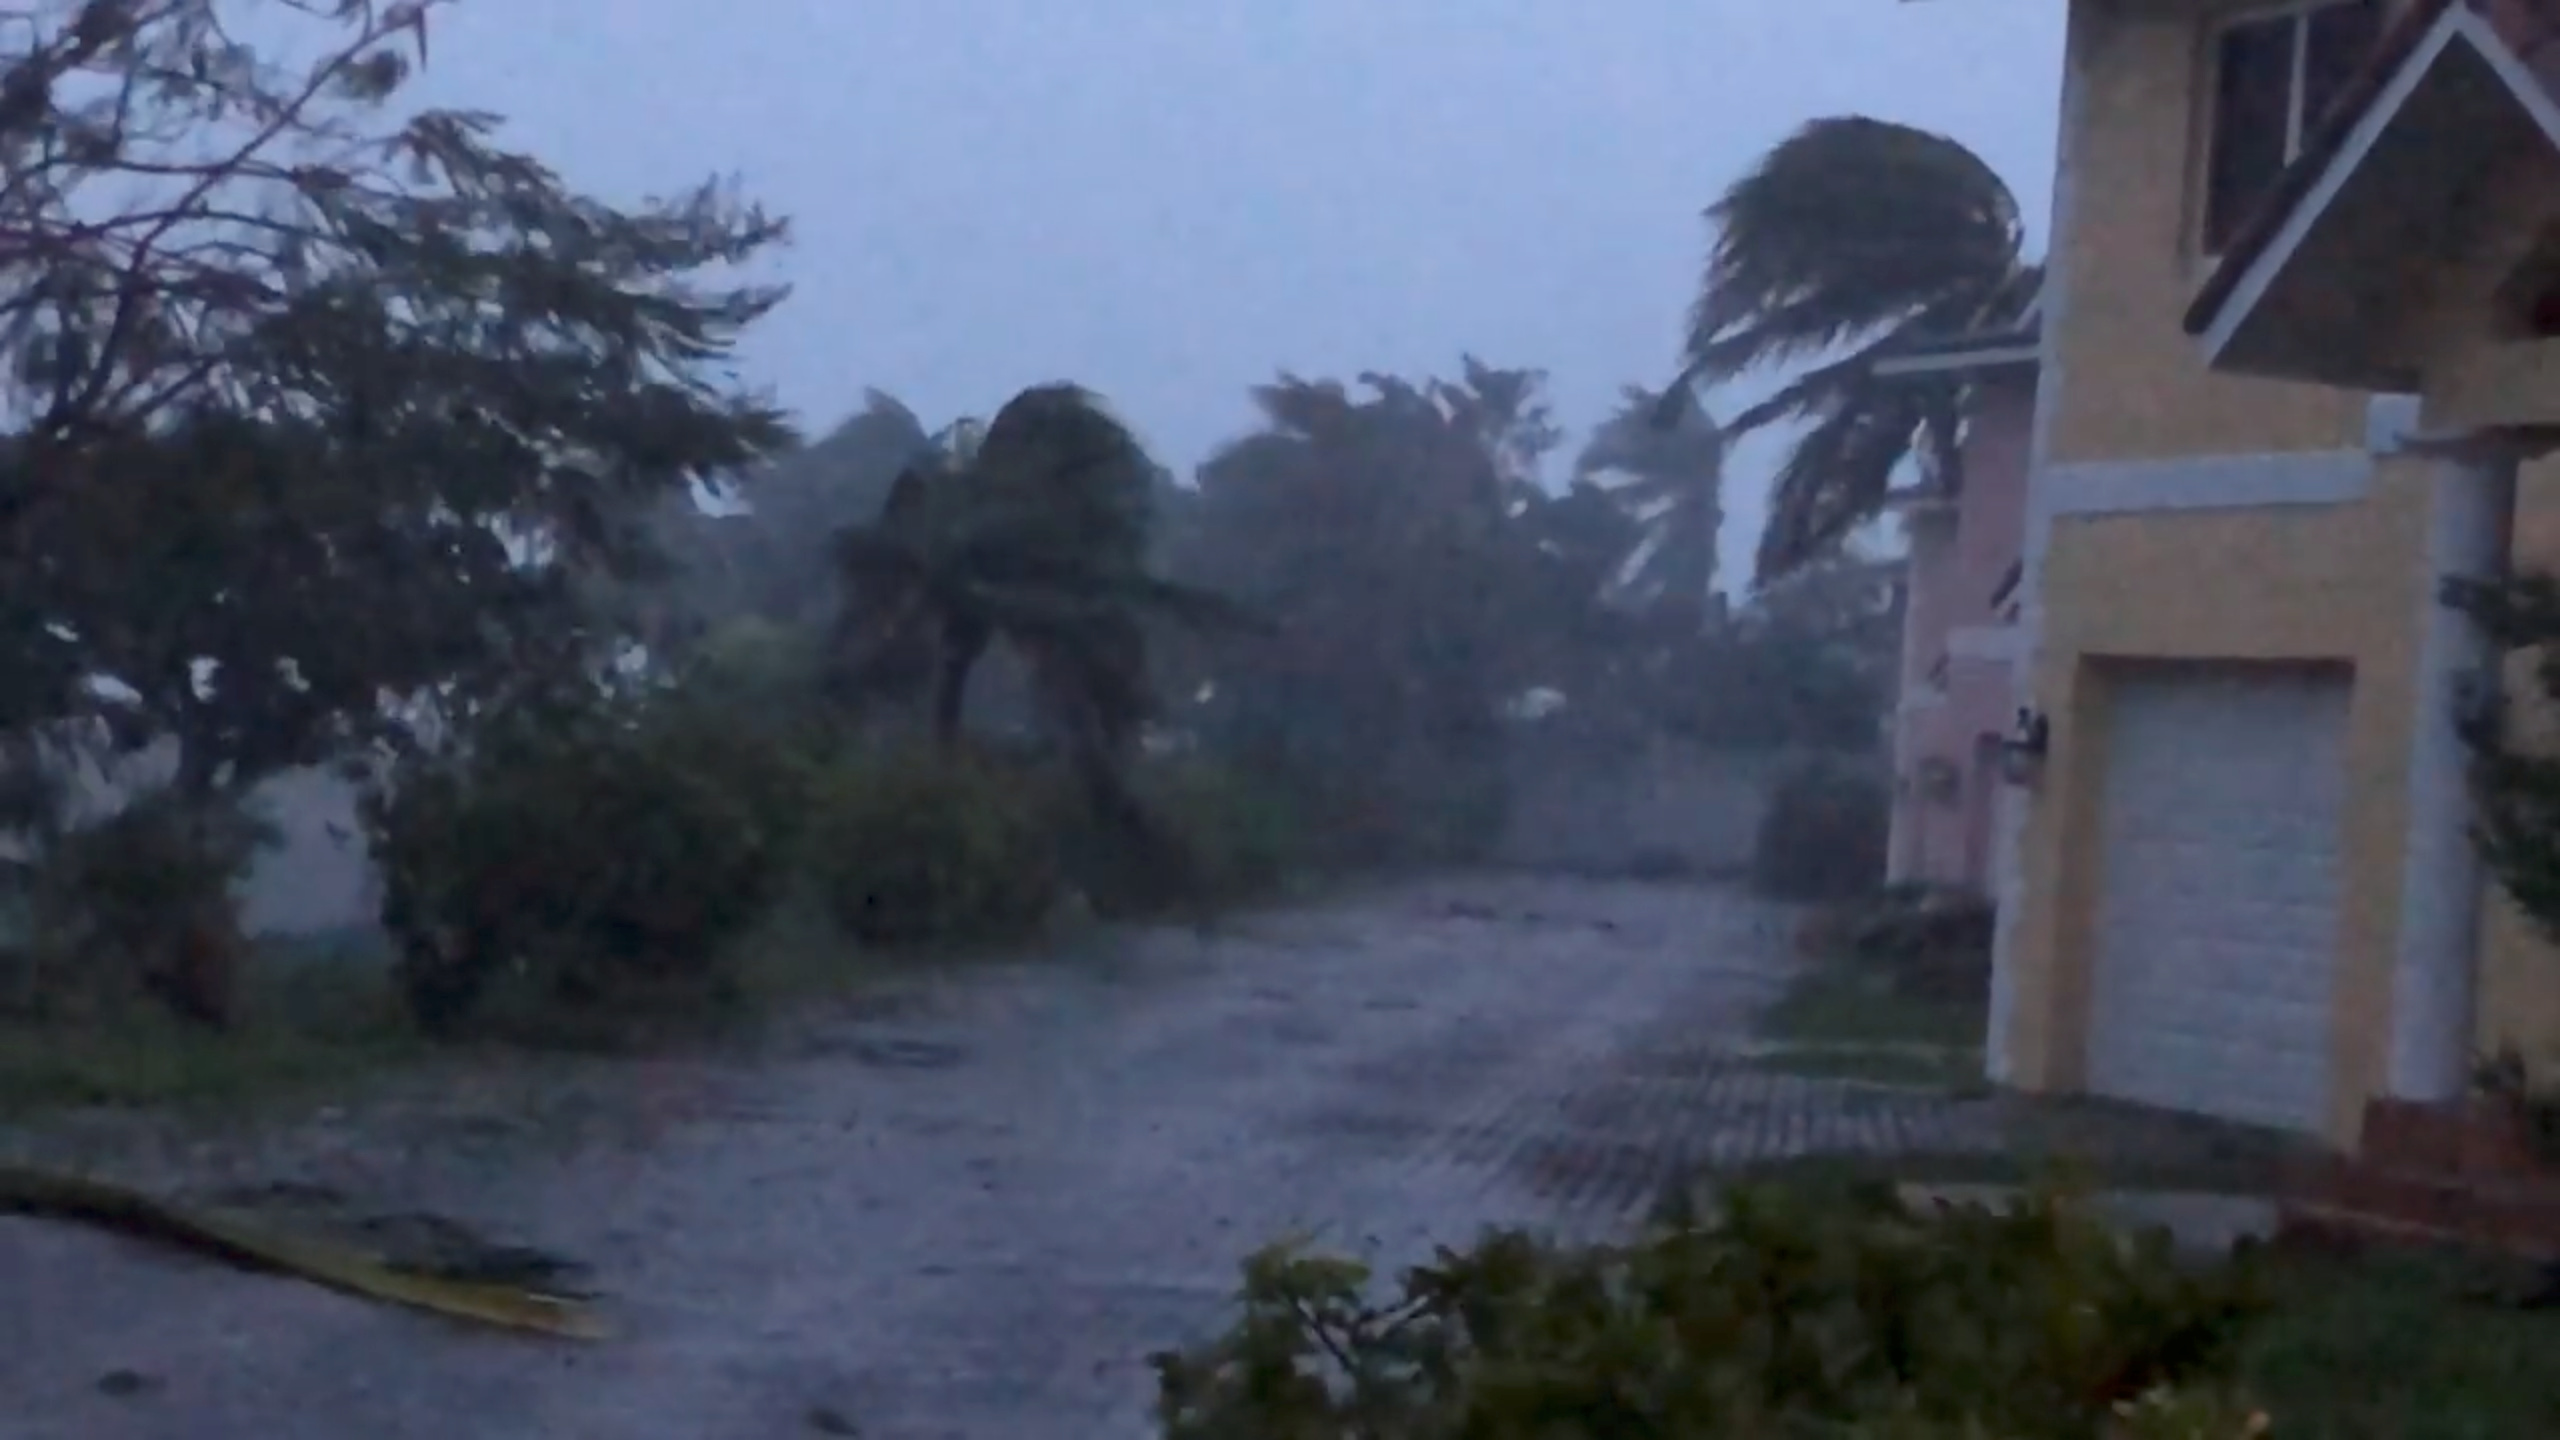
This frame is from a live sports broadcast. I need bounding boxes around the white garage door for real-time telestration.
[2086,666,2350,1134]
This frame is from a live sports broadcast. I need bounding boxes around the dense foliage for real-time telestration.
[0,7,1903,1033]
[1800,882,1997,1005]
[363,680,804,1033]
[3,789,273,1023]
[0,0,796,1023]
[0,0,793,802]
[1752,759,1891,903]
[2446,570,2560,942]
[799,746,1063,948]
[1154,1178,2274,1439]
[1176,365,1559,801]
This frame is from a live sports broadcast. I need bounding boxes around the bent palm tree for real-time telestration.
[830,384,1263,821]
[1575,383,1727,611]
[1675,116,2040,583]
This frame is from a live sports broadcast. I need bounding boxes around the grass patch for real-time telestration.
[2242,1246,2560,1439]
[1755,1042,1989,1091]
[0,882,1142,1109]
[1752,957,1990,1092]
[1761,963,1985,1051]
[1697,1151,2558,1434]
[0,928,421,1116]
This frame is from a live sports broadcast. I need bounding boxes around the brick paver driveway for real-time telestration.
[0,874,1999,1439]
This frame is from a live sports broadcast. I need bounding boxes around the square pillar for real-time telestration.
[2388,429,2532,1102]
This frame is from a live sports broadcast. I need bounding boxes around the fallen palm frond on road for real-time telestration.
[0,1164,608,1340]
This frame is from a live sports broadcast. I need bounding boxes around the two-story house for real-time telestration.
[1877,315,2039,894]
[1948,0,2560,1148]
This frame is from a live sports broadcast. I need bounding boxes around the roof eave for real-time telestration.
[1870,342,2042,381]
[2188,5,2560,385]
[1880,486,1958,515]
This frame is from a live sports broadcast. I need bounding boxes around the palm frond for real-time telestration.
[1685,116,2027,386]
[1115,573,1276,634]
[1575,383,1729,606]
[978,385,1154,537]
[1577,384,1724,481]
[1719,282,2023,584]
[0,1165,606,1340]
[1752,376,1937,585]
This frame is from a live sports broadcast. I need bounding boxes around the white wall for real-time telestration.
[1497,735,1866,877]
[29,741,381,939]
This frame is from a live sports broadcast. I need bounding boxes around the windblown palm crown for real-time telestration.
[829,383,1260,759]
[1680,116,2040,583]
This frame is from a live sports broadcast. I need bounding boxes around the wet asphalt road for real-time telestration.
[0,875,1997,1439]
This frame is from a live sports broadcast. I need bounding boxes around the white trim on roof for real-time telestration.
[2198,5,2560,365]
[1871,342,2042,379]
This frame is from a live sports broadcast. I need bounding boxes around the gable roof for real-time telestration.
[2183,0,2560,344]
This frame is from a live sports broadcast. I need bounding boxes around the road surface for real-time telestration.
[0,874,1999,1439]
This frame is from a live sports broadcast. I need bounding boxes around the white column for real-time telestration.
[1982,0,2111,1090]
[2387,435,2520,1102]
[1981,753,2027,1085]
[1885,514,1951,886]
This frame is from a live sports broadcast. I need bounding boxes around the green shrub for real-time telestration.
[801,745,1060,947]
[1807,882,1997,1004]
[1047,755,1314,916]
[364,683,802,1034]
[1154,1178,2275,1439]
[680,619,833,753]
[1752,759,1889,902]
[1142,758,1310,902]
[9,792,274,1024]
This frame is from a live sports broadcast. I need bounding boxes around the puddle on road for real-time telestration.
[1275,1106,1438,1152]
[795,1035,972,1071]
[846,1038,970,1071]
[1266,1015,1337,1048]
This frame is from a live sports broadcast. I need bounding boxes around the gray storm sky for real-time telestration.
[420,0,2063,589]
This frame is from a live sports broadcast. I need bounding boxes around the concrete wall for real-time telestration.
[1496,735,1871,877]
[234,766,378,937]
[1889,372,2035,892]
[1953,379,2034,621]
[32,742,380,941]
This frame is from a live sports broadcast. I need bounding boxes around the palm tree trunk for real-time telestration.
[931,623,990,747]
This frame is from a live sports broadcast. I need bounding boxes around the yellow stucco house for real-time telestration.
[1968,0,2560,1146]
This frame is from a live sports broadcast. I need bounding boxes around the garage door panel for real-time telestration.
[2086,667,2348,1134]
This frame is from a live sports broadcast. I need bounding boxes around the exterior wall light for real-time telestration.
[1996,707,2049,788]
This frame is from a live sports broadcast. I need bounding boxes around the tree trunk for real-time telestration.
[171,739,222,804]
[930,623,990,747]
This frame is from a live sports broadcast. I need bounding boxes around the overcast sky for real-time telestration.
[419,0,2064,589]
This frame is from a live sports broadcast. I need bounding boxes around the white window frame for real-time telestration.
[2199,0,2376,259]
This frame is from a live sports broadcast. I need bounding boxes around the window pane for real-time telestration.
[2302,0,2386,144]
[2204,17,2295,252]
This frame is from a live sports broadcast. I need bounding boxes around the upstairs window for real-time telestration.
[2201,0,2385,255]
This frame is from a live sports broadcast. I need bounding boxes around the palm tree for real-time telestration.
[1673,116,2040,583]
[829,383,1260,781]
[1574,382,1727,611]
